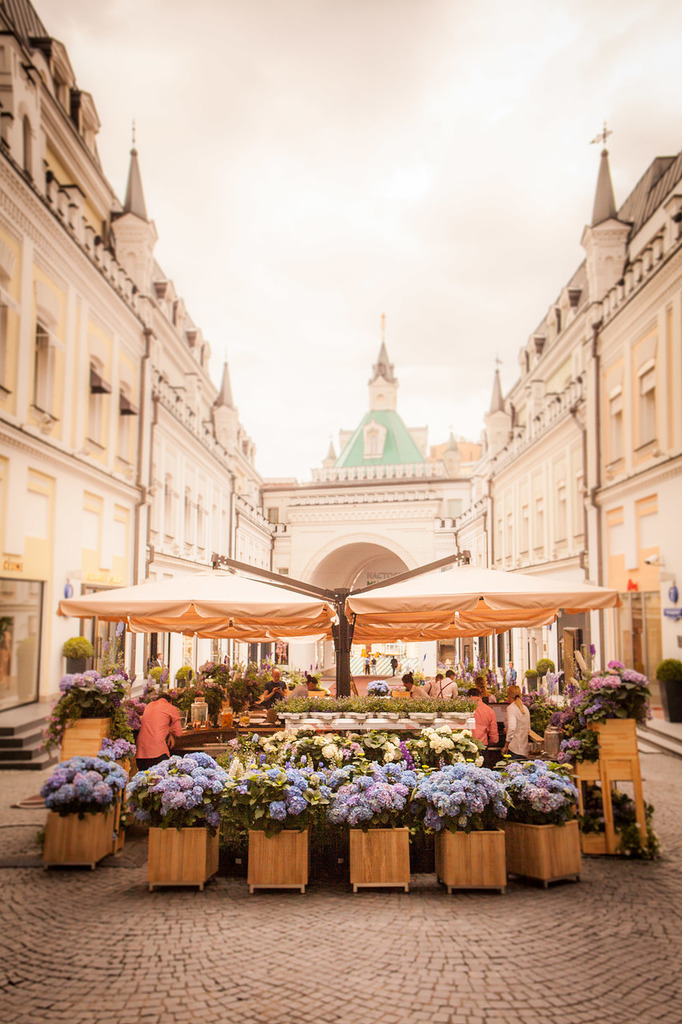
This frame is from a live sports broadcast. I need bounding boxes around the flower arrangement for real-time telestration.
[42,671,133,752]
[407,727,483,768]
[367,680,390,696]
[284,728,343,769]
[41,755,128,817]
[326,762,417,830]
[274,695,477,716]
[122,695,148,733]
[408,764,509,833]
[498,760,579,826]
[222,764,331,837]
[127,752,228,833]
[97,737,136,761]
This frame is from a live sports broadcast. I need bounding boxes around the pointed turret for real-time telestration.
[215,361,235,410]
[489,367,504,414]
[591,149,617,226]
[441,432,462,476]
[368,315,398,411]
[322,439,337,469]
[112,143,157,293]
[123,147,149,221]
[581,145,629,302]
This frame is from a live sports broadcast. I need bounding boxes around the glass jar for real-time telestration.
[190,697,208,728]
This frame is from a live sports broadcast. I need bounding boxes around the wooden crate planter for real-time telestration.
[147,827,219,891]
[349,827,410,892]
[434,830,506,894]
[589,718,639,756]
[247,829,309,893]
[502,820,581,887]
[43,809,115,869]
[60,718,111,762]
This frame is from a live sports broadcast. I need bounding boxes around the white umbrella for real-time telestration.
[58,569,335,640]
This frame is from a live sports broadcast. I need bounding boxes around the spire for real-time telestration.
[322,438,337,469]
[215,362,235,409]
[123,144,149,221]
[370,315,395,384]
[445,430,458,451]
[489,366,504,413]
[591,148,618,226]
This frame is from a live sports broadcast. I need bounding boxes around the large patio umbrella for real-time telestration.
[58,569,335,640]
[347,563,621,642]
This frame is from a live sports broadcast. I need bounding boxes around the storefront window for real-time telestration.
[0,578,43,711]
[616,591,662,693]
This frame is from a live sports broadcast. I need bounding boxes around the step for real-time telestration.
[0,728,47,750]
[637,730,682,759]
[0,750,57,771]
[0,702,51,737]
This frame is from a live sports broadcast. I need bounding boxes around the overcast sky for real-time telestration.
[39,0,682,479]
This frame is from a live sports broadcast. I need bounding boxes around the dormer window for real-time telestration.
[363,420,386,459]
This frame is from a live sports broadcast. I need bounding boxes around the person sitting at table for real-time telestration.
[444,669,459,698]
[254,671,287,709]
[424,673,446,697]
[401,672,430,699]
[135,690,183,770]
[286,673,319,700]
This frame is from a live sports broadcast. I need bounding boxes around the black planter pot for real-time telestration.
[659,679,682,722]
[65,657,88,674]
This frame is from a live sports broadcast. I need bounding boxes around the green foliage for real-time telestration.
[535,658,555,678]
[524,669,538,680]
[175,665,195,685]
[273,695,477,716]
[580,784,660,859]
[62,636,94,659]
[148,666,164,682]
[656,658,682,685]
[528,694,556,734]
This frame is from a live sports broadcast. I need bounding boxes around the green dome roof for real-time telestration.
[335,410,425,468]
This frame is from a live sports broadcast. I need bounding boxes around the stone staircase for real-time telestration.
[0,702,58,771]
[638,718,682,759]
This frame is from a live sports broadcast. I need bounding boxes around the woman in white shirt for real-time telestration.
[503,685,542,758]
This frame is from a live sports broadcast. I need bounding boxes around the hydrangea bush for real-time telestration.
[407,727,483,768]
[127,752,228,833]
[367,680,390,696]
[221,764,331,837]
[499,760,579,826]
[326,762,417,830]
[41,755,128,817]
[97,737,136,761]
[42,671,133,752]
[408,764,509,833]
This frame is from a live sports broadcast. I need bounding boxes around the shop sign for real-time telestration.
[2,558,23,572]
[85,572,122,585]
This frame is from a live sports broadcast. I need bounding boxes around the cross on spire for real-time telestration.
[132,119,136,149]
[590,120,612,148]
[381,312,386,344]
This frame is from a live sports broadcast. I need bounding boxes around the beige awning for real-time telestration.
[58,569,335,641]
[347,564,620,641]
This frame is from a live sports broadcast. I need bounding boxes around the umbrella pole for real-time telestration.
[332,590,354,697]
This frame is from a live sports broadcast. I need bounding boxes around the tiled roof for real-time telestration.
[618,152,682,237]
[335,410,425,467]
[1,0,49,47]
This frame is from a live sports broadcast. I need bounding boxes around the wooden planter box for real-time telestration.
[434,829,506,893]
[61,717,111,762]
[349,827,410,893]
[248,829,309,893]
[580,831,608,855]
[43,809,115,869]
[502,820,581,887]
[588,718,638,757]
[147,827,219,891]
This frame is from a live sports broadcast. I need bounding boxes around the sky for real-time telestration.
[38,0,682,479]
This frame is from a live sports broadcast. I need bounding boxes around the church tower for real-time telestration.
[484,366,511,457]
[111,143,158,294]
[212,361,239,451]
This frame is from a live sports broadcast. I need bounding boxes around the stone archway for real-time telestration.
[307,540,411,591]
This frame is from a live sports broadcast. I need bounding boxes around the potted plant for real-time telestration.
[62,636,94,674]
[43,671,133,760]
[656,658,682,723]
[499,760,581,886]
[97,737,137,852]
[409,764,509,893]
[407,726,484,769]
[524,668,539,692]
[41,755,128,868]
[535,658,555,681]
[174,665,195,687]
[327,762,416,892]
[127,751,228,891]
[222,763,330,893]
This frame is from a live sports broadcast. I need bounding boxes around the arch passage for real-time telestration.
[309,542,409,591]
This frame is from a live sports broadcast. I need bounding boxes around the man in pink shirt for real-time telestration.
[135,693,183,770]
[467,686,499,766]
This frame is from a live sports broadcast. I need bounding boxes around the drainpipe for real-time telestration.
[131,327,154,675]
[588,316,605,654]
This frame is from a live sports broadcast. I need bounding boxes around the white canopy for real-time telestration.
[58,569,335,641]
[347,564,621,642]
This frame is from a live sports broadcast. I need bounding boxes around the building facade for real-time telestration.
[0,0,270,711]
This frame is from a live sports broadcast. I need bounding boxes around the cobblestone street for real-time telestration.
[2,750,681,1024]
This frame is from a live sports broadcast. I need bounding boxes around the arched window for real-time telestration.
[22,116,33,178]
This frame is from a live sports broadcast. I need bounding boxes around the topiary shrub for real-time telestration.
[524,669,538,681]
[656,659,682,684]
[535,658,555,678]
[62,636,94,659]
[175,665,195,686]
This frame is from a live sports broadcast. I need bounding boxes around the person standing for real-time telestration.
[390,656,398,677]
[364,656,371,676]
[444,669,459,698]
[505,662,517,686]
[502,685,542,759]
[135,691,183,771]
[467,686,499,767]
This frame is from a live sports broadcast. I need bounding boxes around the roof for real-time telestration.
[591,149,618,226]
[123,148,148,220]
[335,409,425,467]
[370,341,395,383]
[1,0,48,47]
[618,152,682,237]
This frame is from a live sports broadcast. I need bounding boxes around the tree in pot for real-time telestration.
[63,636,94,674]
[656,659,682,723]
[524,668,539,692]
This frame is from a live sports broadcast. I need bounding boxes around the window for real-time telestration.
[266,506,279,524]
[556,484,567,541]
[33,322,54,415]
[534,498,544,551]
[609,388,624,461]
[520,504,530,553]
[22,116,32,177]
[447,499,462,519]
[363,420,386,459]
[0,297,8,394]
[164,475,175,538]
[638,363,656,446]
[506,512,513,556]
[184,488,194,544]
[197,496,205,550]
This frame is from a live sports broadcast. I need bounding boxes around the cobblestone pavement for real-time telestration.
[1,751,681,1024]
